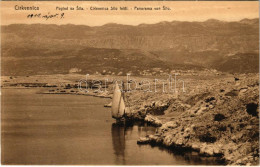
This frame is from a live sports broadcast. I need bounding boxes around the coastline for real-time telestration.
[1,73,259,165]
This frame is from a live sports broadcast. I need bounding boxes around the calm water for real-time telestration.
[2,88,219,165]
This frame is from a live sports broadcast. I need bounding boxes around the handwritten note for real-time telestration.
[27,13,65,20]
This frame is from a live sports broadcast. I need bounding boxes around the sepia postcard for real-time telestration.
[0,0,259,166]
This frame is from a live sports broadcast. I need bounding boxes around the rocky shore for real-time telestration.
[1,73,259,165]
[133,74,259,166]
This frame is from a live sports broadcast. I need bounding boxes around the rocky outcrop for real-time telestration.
[144,114,162,126]
[126,98,170,120]
[136,75,259,165]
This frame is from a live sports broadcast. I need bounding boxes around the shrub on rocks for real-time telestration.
[214,114,226,121]
[205,97,216,103]
[246,103,258,117]
[198,132,217,143]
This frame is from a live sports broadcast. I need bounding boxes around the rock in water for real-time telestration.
[104,102,112,107]
[137,137,150,144]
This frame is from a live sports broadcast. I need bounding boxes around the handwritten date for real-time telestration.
[27,13,65,20]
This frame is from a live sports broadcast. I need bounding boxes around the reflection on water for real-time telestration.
[2,88,223,165]
[111,122,157,165]
[111,122,224,166]
[112,123,126,164]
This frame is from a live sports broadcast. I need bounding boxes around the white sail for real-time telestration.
[118,96,126,117]
[111,84,125,119]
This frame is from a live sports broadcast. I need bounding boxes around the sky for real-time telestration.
[1,1,259,26]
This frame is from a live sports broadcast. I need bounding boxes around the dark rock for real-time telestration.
[240,123,246,128]
[205,97,216,103]
[220,89,225,92]
[199,132,217,143]
[246,103,258,117]
[214,114,226,121]
[137,137,150,144]
[218,125,227,131]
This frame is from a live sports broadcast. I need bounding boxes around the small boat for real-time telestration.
[111,83,130,122]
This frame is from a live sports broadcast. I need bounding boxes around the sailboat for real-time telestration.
[111,83,130,122]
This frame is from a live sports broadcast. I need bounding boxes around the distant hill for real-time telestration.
[1,47,202,76]
[214,53,259,73]
[1,18,259,76]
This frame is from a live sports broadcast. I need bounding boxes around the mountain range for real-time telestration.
[1,18,259,76]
